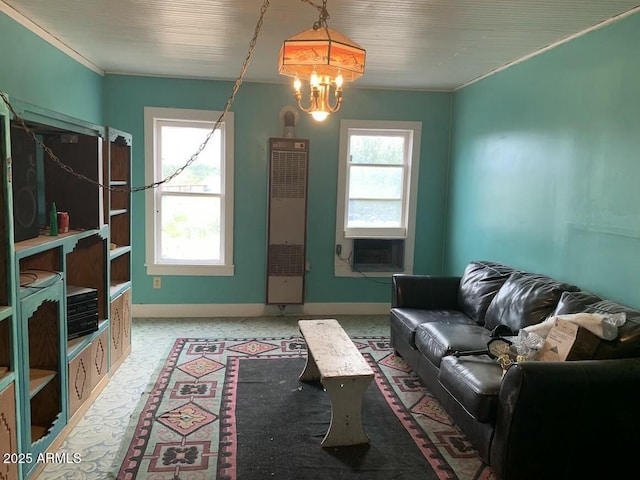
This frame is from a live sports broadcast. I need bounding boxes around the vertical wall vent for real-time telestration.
[266,138,309,304]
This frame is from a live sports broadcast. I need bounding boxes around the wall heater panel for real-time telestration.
[266,138,309,305]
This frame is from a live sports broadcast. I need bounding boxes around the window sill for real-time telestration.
[146,264,235,276]
[334,262,410,278]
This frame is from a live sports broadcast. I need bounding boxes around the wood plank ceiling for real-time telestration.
[2,0,639,90]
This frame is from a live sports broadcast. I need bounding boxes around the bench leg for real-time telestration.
[299,353,321,382]
[321,376,373,448]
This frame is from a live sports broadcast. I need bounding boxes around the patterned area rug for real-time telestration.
[114,336,495,479]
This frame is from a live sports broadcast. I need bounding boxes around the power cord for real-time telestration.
[335,251,393,286]
[19,269,63,288]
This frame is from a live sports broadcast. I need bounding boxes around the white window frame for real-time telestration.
[144,107,234,276]
[335,120,421,277]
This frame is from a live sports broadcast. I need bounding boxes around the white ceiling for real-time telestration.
[2,0,639,90]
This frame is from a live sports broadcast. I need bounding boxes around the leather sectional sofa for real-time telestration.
[390,260,640,480]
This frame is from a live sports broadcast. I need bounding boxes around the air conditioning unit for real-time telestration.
[266,138,309,304]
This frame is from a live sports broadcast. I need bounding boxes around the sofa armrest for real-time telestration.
[491,358,640,480]
[391,274,461,310]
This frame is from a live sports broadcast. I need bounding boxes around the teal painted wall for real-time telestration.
[4,6,640,309]
[447,12,640,308]
[104,75,452,304]
[0,13,103,125]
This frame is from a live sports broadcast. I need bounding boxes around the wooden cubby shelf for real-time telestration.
[18,271,63,300]
[0,366,9,385]
[15,231,79,253]
[110,281,132,298]
[0,306,11,321]
[28,369,57,398]
[110,245,131,260]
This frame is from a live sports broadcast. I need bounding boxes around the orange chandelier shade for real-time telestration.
[278,27,366,82]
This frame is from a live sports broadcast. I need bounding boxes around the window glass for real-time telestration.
[160,125,222,193]
[348,165,403,199]
[160,195,221,262]
[347,199,403,227]
[346,133,407,231]
[349,135,404,164]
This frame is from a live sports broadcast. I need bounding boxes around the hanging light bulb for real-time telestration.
[310,71,320,88]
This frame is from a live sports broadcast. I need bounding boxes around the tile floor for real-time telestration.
[37,315,389,479]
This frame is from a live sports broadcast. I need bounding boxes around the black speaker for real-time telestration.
[11,126,40,242]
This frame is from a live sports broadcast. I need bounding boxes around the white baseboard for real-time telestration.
[132,302,391,318]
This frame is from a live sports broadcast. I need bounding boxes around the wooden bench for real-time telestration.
[298,319,375,447]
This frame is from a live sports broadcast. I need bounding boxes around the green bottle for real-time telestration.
[50,202,58,236]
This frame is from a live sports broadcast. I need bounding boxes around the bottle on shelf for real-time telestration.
[49,202,58,236]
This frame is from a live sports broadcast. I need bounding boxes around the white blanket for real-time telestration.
[524,312,626,340]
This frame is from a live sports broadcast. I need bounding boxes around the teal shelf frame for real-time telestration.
[0,305,12,321]
[0,371,15,392]
[15,226,108,261]
[1,95,22,479]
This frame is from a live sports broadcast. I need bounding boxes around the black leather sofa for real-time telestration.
[390,260,640,480]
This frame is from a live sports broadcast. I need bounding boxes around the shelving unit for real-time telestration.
[1,97,19,480]
[104,129,132,368]
[0,98,133,479]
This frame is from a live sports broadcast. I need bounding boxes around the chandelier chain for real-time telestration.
[0,0,271,193]
[301,0,329,30]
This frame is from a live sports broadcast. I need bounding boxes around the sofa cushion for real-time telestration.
[392,275,461,310]
[551,290,602,316]
[438,355,504,424]
[457,261,516,326]
[586,301,640,359]
[484,272,579,332]
[390,308,474,349]
[415,322,492,368]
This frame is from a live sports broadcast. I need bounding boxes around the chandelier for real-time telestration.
[278,0,366,121]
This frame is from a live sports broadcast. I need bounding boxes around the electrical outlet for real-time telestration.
[153,277,162,289]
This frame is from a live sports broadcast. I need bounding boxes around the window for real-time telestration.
[144,107,234,276]
[335,120,421,276]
